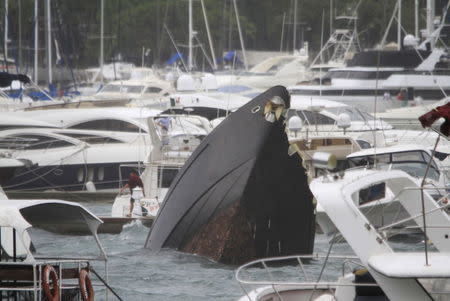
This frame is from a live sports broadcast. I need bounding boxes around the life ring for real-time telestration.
[42,265,60,301]
[79,269,94,301]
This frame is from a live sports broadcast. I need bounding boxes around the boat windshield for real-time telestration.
[287,109,336,125]
[0,135,75,150]
[100,84,145,94]
[327,106,373,122]
[348,150,440,182]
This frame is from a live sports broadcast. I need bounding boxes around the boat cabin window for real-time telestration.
[68,119,144,133]
[359,182,386,205]
[328,70,393,80]
[288,110,335,125]
[356,140,372,149]
[157,167,181,188]
[348,150,440,181]
[99,85,120,93]
[162,107,227,121]
[100,84,145,94]
[145,87,163,94]
[4,134,74,150]
[61,133,123,144]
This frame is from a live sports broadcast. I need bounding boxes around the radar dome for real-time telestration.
[288,115,303,131]
[403,34,418,48]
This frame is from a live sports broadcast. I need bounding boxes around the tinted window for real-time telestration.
[7,134,73,150]
[145,87,162,94]
[62,133,122,144]
[288,110,335,125]
[69,119,144,132]
[359,182,386,205]
[329,70,393,79]
[100,85,144,94]
[157,167,181,188]
[356,140,372,149]
[300,110,335,125]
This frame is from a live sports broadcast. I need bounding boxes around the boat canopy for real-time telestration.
[0,199,101,234]
[0,199,103,262]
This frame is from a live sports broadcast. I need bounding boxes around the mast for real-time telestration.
[34,0,39,83]
[280,12,286,52]
[426,0,435,47]
[397,0,401,51]
[200,0,217,70]
[4,0,8,62]
[188,0,193,71]
[415,0,419,38]
[100,0,104,82]
[18,0,22,72]
[293,0,298,52]
[330,0,333,36]
[46,0,52,84]
[232,0,248,70]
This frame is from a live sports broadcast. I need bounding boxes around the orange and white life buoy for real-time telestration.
[42,265,60,301]
[79,269,95,301]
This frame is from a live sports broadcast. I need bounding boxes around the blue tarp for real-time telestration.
[166,53,184,65]
[223,50,236,61]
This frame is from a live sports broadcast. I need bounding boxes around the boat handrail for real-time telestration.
[235,253,360,286]
[376,192,450,233]
[0,259,119,299]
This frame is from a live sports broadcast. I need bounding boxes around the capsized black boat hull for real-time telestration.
[145,86,315,264]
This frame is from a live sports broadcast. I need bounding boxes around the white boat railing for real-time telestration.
[235,253,381,300]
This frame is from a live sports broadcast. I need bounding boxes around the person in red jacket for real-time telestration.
[119,170,144,217]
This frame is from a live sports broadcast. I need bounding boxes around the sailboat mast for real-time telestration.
[330,0,333,37]
[232,0,248,70]
[46,0,52,84]
[415,0,419,38]
[18,0,22,72]
[426,0,435,48]
[280,12,286,52]
[34,0,39,83]
[200,0,217,70]
[293,0,298,52]
[100,0,104,82]
[397,0,401,51]
[4,0,7,62]
[188,0,193,71]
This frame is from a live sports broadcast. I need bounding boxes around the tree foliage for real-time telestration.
[0,0,433,69]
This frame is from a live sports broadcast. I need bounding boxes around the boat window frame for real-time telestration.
[348,150,440,181]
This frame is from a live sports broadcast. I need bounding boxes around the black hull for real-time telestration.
[145,86,315,265]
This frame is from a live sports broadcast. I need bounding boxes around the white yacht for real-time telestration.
[0,128,148,192]
[11,107,159,132]
[236,167,450,301]
[316,144,450,237]
[82,77,174,107]
[290,43,450,113]
[0,108,212,193]
[214,50,310,89]
[111,114,212,219]
[288,96,392,133]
